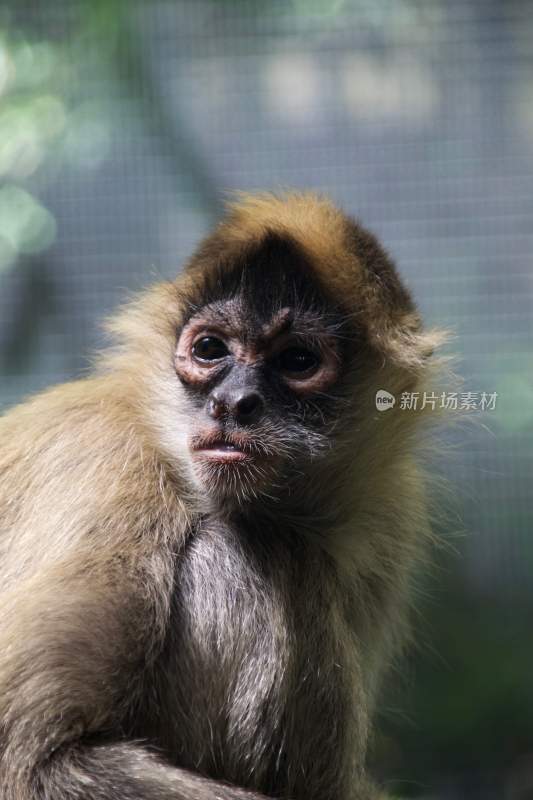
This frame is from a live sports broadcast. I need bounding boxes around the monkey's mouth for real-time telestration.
[190,434,253,463]
[190,430,282,499]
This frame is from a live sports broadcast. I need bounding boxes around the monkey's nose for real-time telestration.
[208,389,264,424]
[234,391,264,423]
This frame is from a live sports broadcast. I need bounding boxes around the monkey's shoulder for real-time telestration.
[0,377,183,565]
[0,378,136,493]
[1,376,128,450]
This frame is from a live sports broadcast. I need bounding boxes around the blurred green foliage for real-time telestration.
[0,3,119,273]
[376,573,533,796]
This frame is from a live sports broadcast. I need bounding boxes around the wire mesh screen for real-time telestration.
[1,1,532,797]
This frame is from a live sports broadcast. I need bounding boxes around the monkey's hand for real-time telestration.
[0,557,270,800]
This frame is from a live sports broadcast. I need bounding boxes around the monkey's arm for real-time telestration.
[0,556,274,800]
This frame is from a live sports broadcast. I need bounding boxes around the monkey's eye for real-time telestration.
[277,347,319,376]
[192,336,229,362]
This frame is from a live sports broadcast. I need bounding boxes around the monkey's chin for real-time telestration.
[190,451,276,505]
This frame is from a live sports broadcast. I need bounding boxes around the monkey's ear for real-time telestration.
[341,219,447,372]
[369,312,449,372]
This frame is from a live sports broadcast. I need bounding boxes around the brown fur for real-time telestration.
[0,192,444,799]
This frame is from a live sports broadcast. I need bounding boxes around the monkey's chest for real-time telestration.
[149,520,356,798]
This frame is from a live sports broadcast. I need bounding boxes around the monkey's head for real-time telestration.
[115,193,442,510]
[174,234,344,506]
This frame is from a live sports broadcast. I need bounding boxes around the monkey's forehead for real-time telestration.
[181,192,415,322]
[183,297,344,342]
[181,229,349,325]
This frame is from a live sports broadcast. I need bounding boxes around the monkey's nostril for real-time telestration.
[235,392,263,421]
[207,395,224,419]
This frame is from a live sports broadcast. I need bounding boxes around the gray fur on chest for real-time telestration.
[147,516,363,800]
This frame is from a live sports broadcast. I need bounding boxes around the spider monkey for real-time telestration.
[0,193,443,800]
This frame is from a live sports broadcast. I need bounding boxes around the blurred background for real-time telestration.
[0,0,532,797]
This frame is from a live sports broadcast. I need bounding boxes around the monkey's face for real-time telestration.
[173,235,353,505]
[175,300,345,504]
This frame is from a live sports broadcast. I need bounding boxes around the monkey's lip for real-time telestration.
[191,437,252,463]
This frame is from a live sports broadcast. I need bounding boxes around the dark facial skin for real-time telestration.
[175,289,347,503]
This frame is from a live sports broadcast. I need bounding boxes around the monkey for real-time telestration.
[0,192,444,800]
